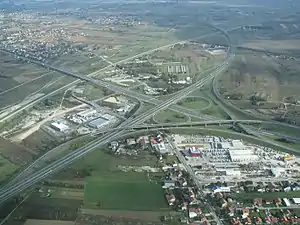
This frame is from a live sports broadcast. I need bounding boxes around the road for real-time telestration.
[0,48,234,204]
[0,25,241,123]
[168,136,223,225]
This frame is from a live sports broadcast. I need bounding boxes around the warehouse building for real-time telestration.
[229,149,259,162]
[50,121,70,133]
[189,147,201,157]
[89,117,109,129]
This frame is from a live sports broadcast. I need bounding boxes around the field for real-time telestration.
[232,191,300,201]
[80,209,163,221]
[179,97,211,111]
[241,39,300,52]
[0,137,34,164]
[216,49,300,124]
[153,110,189,123]
[84,176,167,211]
[24,220,74,225]
[0,155,18,183]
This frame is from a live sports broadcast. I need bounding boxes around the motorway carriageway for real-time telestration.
[0,52,234,204]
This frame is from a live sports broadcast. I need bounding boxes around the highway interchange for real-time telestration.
[1,24,300,225]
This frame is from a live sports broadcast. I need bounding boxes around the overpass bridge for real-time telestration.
[94,119,263,134]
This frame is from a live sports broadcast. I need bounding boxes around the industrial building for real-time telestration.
[189,147,201,157]
[88,117,109,129]
[155,142,168,154]
[68,109,98,124]
[50,121,70,133]
[293,198,300,205]
[229,149,259,162]
[271,167,286,177]
[212,186,231,193]
[102,96,127,108]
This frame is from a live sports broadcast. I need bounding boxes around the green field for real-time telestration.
[154,109,189,123]
[60,149,168,211]
[180,98,210,110]
[0,156,18,182]
[84,174,167,211]
[232,191,300,201]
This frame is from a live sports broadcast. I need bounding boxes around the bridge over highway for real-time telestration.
[94,119,263,134]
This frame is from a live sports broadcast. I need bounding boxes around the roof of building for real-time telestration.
[89,117,109,127]
[51,122,69,131]
[293,198,300,204]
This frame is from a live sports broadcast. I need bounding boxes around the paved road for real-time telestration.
[0,25,243,123]
[0,51,234,204]
[168,136,223,225]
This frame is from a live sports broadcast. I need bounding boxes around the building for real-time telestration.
[126,138,136,145]
[50,121,70,133]
[189,147,201,157]
[155,142,168,154]
[102,96,126,108]
[292,198,300,204]
[163,180,176,189]
[88,117,109,129]
[271,167,286,177]
[283,198,291,206]
[213,186,231,193]
[229,149,259,162]
[225,169,241,177]
[77,109,97,118]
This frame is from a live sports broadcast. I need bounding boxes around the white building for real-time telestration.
[89,117,109,129]
[283,198,291,206]
[225,169,241,176]
[51,122,70,133]
[293,198,300,204]
[271,167,286,177]
[229,149,259,162]
[213,186,231,193]
[155,142,168,154]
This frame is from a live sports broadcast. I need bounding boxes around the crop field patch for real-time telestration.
[84,179,167,211]
[24,219,74,225]
[242,39,300,52]
[80,208,164,221]
[48,188,84,200]
[0,155,18,182]
[0,137,34,165]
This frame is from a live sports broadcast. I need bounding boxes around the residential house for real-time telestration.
[253,198,263,206]
[227,207,234,217]
[275,198,282,206]
[181,202,188,211]
[242,208,250,219]
[165,194,176,205]
[126,138,136,145]
[163,180,176,189]
[246,217,252,224]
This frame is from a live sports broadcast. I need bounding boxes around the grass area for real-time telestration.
[84,174,167,211]
[201,105,228,119]
[83,84,106,100]
[258,123,300,140]
[154,109,189,123]
[54,148,167,211]
[0,156,18,182]
[179,98,210,110]
[232,191,300,200]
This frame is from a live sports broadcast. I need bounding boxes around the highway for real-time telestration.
[0,25,241,123]
[0,48,234,203]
